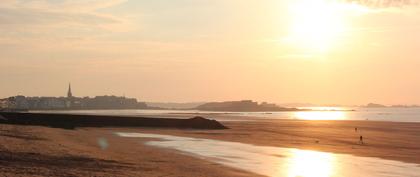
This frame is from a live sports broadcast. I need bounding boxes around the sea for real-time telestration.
[32,107,420,122]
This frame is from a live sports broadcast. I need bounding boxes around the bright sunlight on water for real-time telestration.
[117,133,420,177]
[293,111,347,120]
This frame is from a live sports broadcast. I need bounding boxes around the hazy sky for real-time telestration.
[1,0,420,105]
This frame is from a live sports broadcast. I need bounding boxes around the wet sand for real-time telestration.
[134,119,420,164]
[0,124,257,177]
[1,118,420,176]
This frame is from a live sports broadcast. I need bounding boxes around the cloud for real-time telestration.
[0,8,119,25]
[278,54,316,59]
[345,0,420,8]
[0,0,129,40]
[0,0,127,12]
[40,0,127,12]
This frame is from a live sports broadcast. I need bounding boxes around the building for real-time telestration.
[1,84,149,110]
[67,83,73,98]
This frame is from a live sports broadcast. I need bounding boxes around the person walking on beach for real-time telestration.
[359,135,364,144]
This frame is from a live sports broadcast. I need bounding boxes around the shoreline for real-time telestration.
[1,116,420,176]
[28,109,420,123]
[0,124,258,177]
[118,118,420,164]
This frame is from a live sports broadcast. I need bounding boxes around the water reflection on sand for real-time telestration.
[117,132,420,177]
[286,149,335,177]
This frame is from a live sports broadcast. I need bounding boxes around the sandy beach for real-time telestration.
[1,118,420,176]
[3,0,420,176]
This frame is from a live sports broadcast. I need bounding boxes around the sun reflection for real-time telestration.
[287,149,336,177]
[294,111,346,120]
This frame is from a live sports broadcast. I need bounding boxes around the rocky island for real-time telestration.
[195,100,302,112]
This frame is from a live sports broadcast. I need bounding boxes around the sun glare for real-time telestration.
[287,149,337,177]
[294,111,347,120]
[283,0,369,53]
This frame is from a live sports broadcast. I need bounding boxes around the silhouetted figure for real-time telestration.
[359,135,364,144]
[355,127,358,132]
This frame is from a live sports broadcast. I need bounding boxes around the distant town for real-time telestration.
[0,84,149,110]
[0,84,418,111]
[0,84,300,112]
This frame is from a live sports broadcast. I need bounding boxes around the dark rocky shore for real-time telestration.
[0,112,227,130]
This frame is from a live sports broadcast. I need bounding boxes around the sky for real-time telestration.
[1,0,420,105]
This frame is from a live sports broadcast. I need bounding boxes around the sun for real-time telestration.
[283,0,355,53]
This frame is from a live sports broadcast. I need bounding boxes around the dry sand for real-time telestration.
[1,118,420,176]
[0,124,257,177]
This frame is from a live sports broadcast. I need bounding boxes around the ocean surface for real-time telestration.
[33,107,420,123]
[117,132,420,177]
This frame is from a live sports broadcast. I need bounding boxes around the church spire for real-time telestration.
[67,83,73,98]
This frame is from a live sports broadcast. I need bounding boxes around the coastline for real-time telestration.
[1,116,420,176]
[0,124,257,177]
[132,118,420,164]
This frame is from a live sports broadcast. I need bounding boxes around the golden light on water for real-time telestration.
[287,149,336,177]
[294,111,347,120]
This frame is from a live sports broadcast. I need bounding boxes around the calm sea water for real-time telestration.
[117,133,420,177]
[33,107,420,122]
